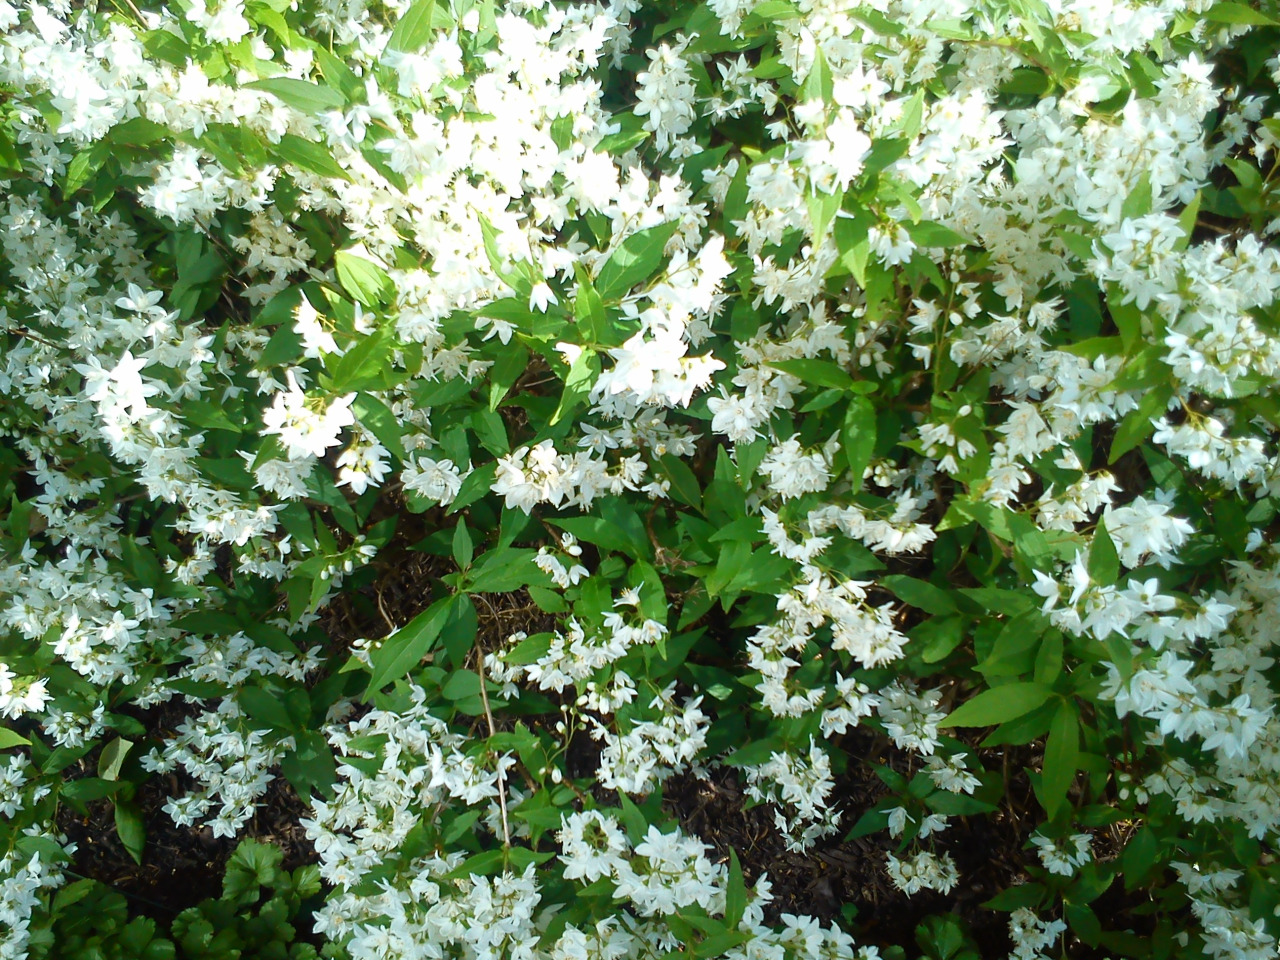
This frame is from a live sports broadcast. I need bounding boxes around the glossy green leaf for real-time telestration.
[1041,700,1078,819]
[940,682,1054,728]
[334,250,394,307]
[246,77,346,114]
[595,221,680,300]
[365,597,451,696]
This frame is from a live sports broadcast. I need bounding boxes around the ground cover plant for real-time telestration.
[2,0,1280,956]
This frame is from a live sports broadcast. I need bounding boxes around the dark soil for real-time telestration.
[58,757,315,919]
[662,727,1037,955]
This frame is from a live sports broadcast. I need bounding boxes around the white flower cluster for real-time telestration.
[1030,832,1093,877]
[743,740,840,852]
[885,850,960,896]
[1008,908,1067,960]
[142,699,292,838]
[592,687,709,796]
[747,568,908,720]
[0,846,67,960]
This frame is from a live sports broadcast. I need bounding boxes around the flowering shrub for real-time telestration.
[2,0,1280,958]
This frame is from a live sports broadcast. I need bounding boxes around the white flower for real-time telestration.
[261,376,356,461]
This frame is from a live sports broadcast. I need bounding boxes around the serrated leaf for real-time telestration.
[940,682,1054,728]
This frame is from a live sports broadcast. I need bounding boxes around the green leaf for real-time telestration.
[334,250,394,307]
[551,501,651,561]
[365,597,452,696]
[447,462,497,515]
[766,358,853,390]
[1088,517,1120,585]
[1121,826,1158,889]
[330,327,393,392]
[940,682,1054,728]
[1108,384,1171,464]
[352,392,407,461]
[882,575,956,615]
[552,348,599,426]
[258,323,303,368]
[595,221,680,300]
[0,727,30,749]
[245,77,346,114]
[466,547,542,593]
[505,632,553,665]
[1065,903,1101,947]
[807,187,843,240]
[281,730,338,799]
[1203,1,1280,24]
[805,45,833,104]
[452,519,474,570]
[573,264,610,343]
[841,394,877,482]
[114,799,146,866]
[658,454,702,512]
[915,615,966,663]
[978,612,1046,677]
[1041,700,1078,819]
[489,342,527,410]
[0,127,21,174]
[63,142,111,195]
[225,839,283,904]
[274,134,351,181]
[906,221,971,247]
[61,778,123,802]
[98,738,134,782]
[442,669,481,701]
[387,0,439,52]
[725,849,746,927]
[440,595,480,669]
[239,685,298,732]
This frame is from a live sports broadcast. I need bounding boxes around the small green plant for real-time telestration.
[30,841,322,960]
